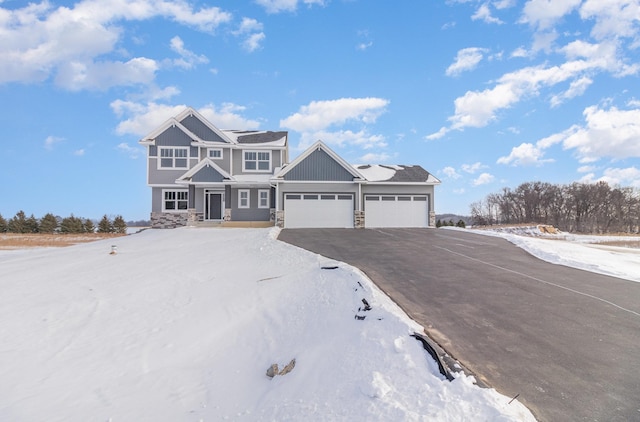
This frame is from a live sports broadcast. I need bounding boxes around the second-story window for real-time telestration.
[159,147,189,169]
[243,151,271,172]
[208,148,223,159]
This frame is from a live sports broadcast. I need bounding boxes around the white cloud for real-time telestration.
[55,58,158,91]
[73,149,85,156]
[0,0,231,89]
[168,36,208,69]
[242,32,266,52]
[472,172,495,186]
[117,142,143,159]
[255,0,326,14]
[472,3,503,24]
[580,0,640,40]
[462,162,487,174]
[44,135,64,150]
[360,152,391,163]
[561,105,640,161]
[446,47,489,76]
[234,18,265,52]
[296,130,387,152]
[577,165,596,173]
[280,98,389,132]
[442,166,461,179]
[497,142,554,166]
[580,167,640,188]
[111,101,260,137]
[520,0,582,30]
[549,76,593,107]
[511,46,529,58]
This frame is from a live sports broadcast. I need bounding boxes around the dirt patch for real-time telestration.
[0,233,126,250]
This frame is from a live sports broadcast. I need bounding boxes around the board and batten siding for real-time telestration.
[191,165,226,183]
[283,149,354,181]
[180,115,228,142]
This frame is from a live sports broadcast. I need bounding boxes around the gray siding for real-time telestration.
[200,147,231,173]
[284,149,354,181]
[148,159,186,185]
[230,188,270,221]
[156,126,193,146]
[232,148,282,175]
[192,165,226,183]
[180,115,228,142]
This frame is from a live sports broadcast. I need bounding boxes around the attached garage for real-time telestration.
[364,194,428,228]
[284,193,354,228]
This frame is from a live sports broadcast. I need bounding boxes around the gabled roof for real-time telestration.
[273,140,365,181]
[175,158,232,184]
[175,107,235,144]
[222,130,288,147]
[139,117,203,146]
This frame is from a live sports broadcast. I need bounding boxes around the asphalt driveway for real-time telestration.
[278,228,640,422]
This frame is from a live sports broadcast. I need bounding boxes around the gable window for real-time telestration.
[243,151,271,172]
[258,189,269,209]
[159,147,188,169]
[163,190,188,211]
[238,189,250,208]
[208,148,223,159]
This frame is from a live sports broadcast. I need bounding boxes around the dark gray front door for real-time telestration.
[205,192,223,220]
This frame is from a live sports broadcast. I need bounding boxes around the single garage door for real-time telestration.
[364,195,428,228]
[284,193,354,228]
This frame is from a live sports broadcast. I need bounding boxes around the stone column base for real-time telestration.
[354,210,365,229]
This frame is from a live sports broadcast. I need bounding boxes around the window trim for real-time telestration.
[162,189,189,212]
[158,147,189,169]
[258,189,270,209]
[238,189,250,209]
[242,150,271,172]
[208,148,223,160]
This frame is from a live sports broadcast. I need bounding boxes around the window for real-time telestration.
[243,151,271,171]
[208,148,223,159]
[159,147,188,169]
[163,190,188,211]
[258,189,270,209]
[238,189,250,208]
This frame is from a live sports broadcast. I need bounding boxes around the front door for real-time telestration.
[205,192,224,220]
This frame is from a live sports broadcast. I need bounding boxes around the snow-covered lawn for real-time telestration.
[0,228,534,421]
[460,226,640,283]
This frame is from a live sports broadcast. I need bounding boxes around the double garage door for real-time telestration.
[284,193,429,228]
[284,193,354,228]
[364,194,428,228]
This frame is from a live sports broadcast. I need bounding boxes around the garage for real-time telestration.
[364,194,428,228]
[284,193,354,228]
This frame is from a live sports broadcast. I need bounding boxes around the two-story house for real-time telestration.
[140,107,440,229]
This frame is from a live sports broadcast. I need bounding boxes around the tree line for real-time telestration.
[0,211,127,234]
[470,181,640,234]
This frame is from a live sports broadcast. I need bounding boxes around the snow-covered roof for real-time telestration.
[221,130,288,147]
[353,164,441,184]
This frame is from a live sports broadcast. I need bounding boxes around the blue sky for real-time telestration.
[1,0,639,221]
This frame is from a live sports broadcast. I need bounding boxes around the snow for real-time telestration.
[447,226,640,283]
[0,228,534,421]
[353,164,396,181]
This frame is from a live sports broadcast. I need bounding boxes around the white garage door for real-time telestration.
[364,195,428,228]
[284,193,354,228]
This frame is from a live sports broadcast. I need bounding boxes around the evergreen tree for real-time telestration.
[83,218,95,233]
[0,213,7,233]
[456,219,466,228]
[8,210,27,233]
[436,219,442,228]
[448,219,455,226]
[98,215,113,233]
[112,215,127,234]
[25,214,39,233]
[39,213,59,233]
[60,215,84,233]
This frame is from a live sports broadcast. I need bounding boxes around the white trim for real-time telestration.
[161,189,189,212]
[139,118,203,145]
[175,158,232,183]
[258,189,270,209]
[238,189,250,208]
[174,107,235,144]
[243,150,271,172]
[158,146,189,170]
